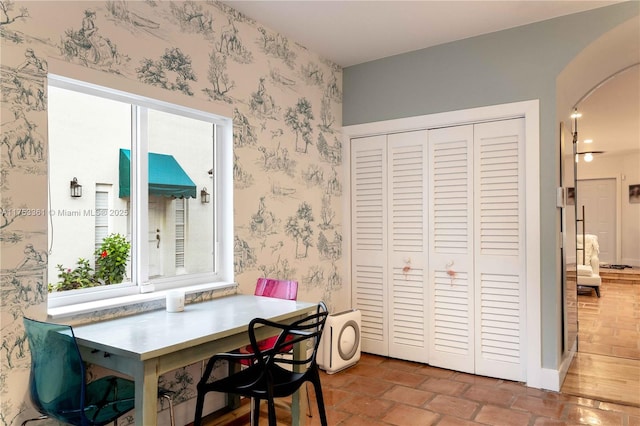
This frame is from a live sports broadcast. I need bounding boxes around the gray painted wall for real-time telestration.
[342,2,639,369]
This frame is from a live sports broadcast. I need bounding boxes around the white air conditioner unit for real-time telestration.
[318,309,361,374]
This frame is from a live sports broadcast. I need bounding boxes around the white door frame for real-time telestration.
[342,100,543,389]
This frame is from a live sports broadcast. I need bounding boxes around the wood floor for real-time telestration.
[561,278,640,407]
[562,352,640,406]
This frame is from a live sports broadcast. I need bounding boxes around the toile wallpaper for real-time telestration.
[0,1,344,424]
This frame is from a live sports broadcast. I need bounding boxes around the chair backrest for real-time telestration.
[23,317,87,425]
[248,302,328,372]
[252,278,299,351]
[254,277,298,301]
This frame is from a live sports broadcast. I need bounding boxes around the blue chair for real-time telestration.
[21,317,175,426]
[194,302,329,426]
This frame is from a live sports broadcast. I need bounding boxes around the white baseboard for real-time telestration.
[620,258,640,267]
[541,339,577,392]
[540,367,561,392]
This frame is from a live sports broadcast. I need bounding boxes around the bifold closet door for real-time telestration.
[427,124,476,374]
[351,131,429,363]
[427,118,526,382]
[387,131,428,363]
[351,134,388,356]
[473,119,526,382]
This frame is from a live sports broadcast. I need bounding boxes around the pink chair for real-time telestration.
[240,278,298,355]
[237,278,309,420]
[255,277,298,300]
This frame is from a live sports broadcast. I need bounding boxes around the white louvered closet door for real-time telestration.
[473,119,525,381]
[427,125,476,373]
[351,135,388,356]
[387,131,429,363]
[427,119,526,381]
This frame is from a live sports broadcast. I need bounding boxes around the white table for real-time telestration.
[73,294,317,425]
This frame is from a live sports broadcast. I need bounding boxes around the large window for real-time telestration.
[47,75,233,307]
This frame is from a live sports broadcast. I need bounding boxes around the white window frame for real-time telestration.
[47,74,234,311]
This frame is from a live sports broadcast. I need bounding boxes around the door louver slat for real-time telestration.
[433,270,470,354]
[478,135,519,256]
[391,144,425,253]
[432,140,469,253]
[354,147,384,251]
[354,264,384,341]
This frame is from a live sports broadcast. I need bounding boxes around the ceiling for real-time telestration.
[222,1,637,156]
[223,0,619,67]
[577,64,639,157]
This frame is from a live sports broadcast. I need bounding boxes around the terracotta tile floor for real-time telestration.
[205,352,640,425]
[203,280,640,425]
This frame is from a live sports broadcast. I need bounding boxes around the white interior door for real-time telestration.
[473,119,526,382]
[351,135,388,356]
[428,124,475,374]
[427,119,526,382]
[577,178,616,264]
[387,131,429,363]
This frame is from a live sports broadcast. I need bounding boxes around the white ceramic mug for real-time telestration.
[166,290,185,312]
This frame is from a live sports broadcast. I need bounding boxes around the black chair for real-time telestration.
[194,302,329,426]
[21,317,175,426]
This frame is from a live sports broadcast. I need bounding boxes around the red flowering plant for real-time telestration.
[48,233,131,292]
[94,233,131,285]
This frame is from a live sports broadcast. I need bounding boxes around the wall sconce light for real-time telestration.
[200,187,210,204]
[70,177,82,198]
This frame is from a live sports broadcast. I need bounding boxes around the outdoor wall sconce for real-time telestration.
[70,177,82,198]
[200,187,210,204]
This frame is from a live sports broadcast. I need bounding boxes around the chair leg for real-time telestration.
[194,389,207,426]
[159,389,175,426]
[595,286,601,297]
[267,398,277,426]
[310,372,328,426]
[20,416,48,426]
[251,397,261,426]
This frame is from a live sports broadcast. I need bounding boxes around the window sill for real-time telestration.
[48,281,238,321]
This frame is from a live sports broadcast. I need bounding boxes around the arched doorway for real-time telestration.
[558,15,640,405]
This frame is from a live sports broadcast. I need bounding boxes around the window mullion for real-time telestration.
[135,106,153,293]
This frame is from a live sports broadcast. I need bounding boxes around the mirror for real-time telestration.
[564,63,640,354]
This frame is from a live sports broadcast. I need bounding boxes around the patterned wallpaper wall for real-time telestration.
[0,1,344,424]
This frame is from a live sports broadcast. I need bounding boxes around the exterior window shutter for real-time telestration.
[95,190,109,251]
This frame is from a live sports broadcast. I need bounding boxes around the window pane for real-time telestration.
[146,108,214,280]
[48,86,132,291]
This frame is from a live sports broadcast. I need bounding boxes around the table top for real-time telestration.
[73,294,318,361]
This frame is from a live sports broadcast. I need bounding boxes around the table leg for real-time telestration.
[291,341,308,426]
[135,359,159,426]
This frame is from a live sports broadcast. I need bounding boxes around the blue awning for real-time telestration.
[119,149,197,199]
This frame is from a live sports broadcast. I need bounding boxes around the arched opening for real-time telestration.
[557,14,640,405]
